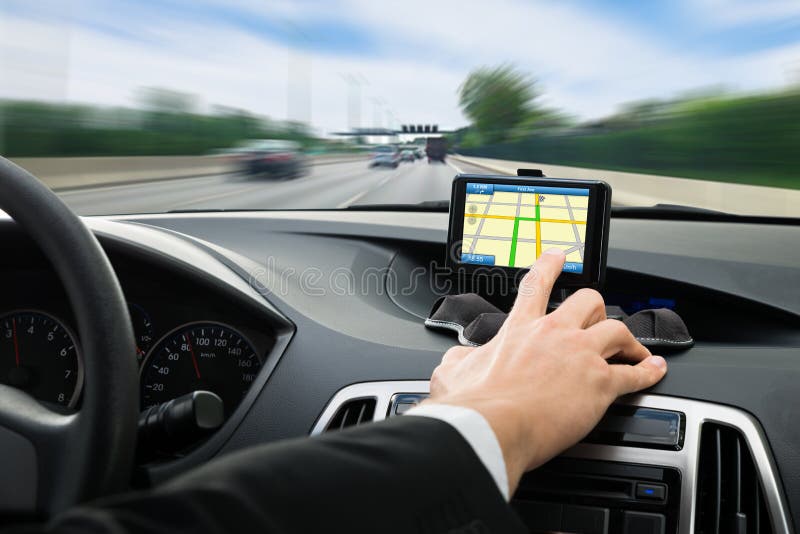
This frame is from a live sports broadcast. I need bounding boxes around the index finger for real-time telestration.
[510,248,566,320]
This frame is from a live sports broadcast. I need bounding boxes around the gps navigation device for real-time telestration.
[447,174,611,288]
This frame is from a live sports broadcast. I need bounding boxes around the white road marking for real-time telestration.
[336,168,403,208]
[168,183,267,208]
[447,160,464,174]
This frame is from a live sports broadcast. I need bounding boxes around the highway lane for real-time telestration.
[57,158,485,215]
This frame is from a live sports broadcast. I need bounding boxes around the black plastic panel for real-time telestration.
[514,458,681,534]
[3,211,800,529]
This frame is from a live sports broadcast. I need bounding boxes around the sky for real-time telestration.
[1,0,800,135]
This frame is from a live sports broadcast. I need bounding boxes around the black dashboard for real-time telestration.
[1,210,799,533]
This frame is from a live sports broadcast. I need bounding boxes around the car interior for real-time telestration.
[1,157,798,534]
[2,2,800,533]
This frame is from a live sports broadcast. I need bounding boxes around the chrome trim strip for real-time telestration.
[311,383,792,534]
[310,381,431,435]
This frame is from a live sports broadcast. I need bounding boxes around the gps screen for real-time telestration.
[460,182,590,273]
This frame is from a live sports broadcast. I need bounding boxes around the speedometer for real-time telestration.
[0,310,82,407]
[140,322,261,416]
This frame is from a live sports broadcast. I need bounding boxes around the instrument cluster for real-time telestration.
[0,261,275,424]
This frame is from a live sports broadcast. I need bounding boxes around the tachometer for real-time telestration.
[0,310,82,407]
[140,322,261,416]
[128,302,154,364]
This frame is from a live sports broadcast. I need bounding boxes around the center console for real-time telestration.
[311,382,790,534]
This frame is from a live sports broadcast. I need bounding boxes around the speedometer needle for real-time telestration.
[12,318,20,367]
[185,333,201,379]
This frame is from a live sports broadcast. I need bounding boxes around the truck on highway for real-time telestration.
[425,137,447,164]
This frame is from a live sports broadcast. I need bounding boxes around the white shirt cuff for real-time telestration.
[404,403,509,501]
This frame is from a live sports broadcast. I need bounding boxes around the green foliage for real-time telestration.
[0,100,321,157]
[459,130,484,149]
[458,65,540,144]
[459,89,800,190]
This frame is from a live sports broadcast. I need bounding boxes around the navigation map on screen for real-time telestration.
[460,182,589,273]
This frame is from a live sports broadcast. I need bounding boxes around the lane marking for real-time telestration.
[168,183,266,208]
[336,167,404,208]
[447,160,464,174]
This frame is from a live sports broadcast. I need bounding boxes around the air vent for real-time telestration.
[324,397,376,432]
[696,423,773,533]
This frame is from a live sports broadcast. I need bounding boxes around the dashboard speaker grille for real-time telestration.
[324,397,376,432]
[696,423,773,534]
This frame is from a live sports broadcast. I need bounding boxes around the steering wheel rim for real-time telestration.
[0,157,138,517]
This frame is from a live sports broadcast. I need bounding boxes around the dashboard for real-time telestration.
[0,231,275,414]
[0,210,799,533]
[0,256,276,414]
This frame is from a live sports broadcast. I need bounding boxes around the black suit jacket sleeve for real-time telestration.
[46,416,527,534]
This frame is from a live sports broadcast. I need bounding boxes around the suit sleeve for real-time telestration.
[47,416,526,534]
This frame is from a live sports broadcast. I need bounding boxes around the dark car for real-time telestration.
[425,137,447,163]
[236,139,308,179]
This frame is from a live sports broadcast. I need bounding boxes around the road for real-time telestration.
[57,158,487,215]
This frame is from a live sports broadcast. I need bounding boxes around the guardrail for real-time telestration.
[9,154,367,191]
[450,155,799,218]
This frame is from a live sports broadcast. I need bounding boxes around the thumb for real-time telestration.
[609,355,667,396]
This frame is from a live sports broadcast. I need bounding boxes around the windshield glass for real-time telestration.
[1,1,798,217]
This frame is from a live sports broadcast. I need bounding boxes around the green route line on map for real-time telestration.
[508,218,521,267]
[507,204,541,267]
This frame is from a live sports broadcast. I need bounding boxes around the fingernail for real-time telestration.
[543,247,565,256]
[648,355,667,369]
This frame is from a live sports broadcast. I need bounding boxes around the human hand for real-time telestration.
[426,248,667,495]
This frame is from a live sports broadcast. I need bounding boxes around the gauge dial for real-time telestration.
[0,311,82,407]
[128,303,154,364]
[140,322,261,416]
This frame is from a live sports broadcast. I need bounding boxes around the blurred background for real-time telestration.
[1,0,799,215]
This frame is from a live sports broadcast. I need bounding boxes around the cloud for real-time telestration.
[0,11,468,134]
[685,0,800,27]
[1,0,799,134]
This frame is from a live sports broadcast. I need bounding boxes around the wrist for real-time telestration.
[424,396,533,496]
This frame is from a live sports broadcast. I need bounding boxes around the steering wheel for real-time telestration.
[0,158,139,517]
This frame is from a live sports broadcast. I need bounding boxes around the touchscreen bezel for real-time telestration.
[447,174,611,288]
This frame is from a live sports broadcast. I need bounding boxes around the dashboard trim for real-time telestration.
[78,219,296,484]
[310,382,792,534]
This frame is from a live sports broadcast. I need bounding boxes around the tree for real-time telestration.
[458,65,539,143]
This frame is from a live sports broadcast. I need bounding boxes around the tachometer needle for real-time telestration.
[185,333,201,379]
[12,318,20,367]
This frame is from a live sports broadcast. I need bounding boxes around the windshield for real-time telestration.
[1,1,798,217]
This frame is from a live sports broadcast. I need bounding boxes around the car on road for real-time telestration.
[400,149,416,162]
[235,139,309,179]
[425,137,447,163]
[369,145,400,168]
